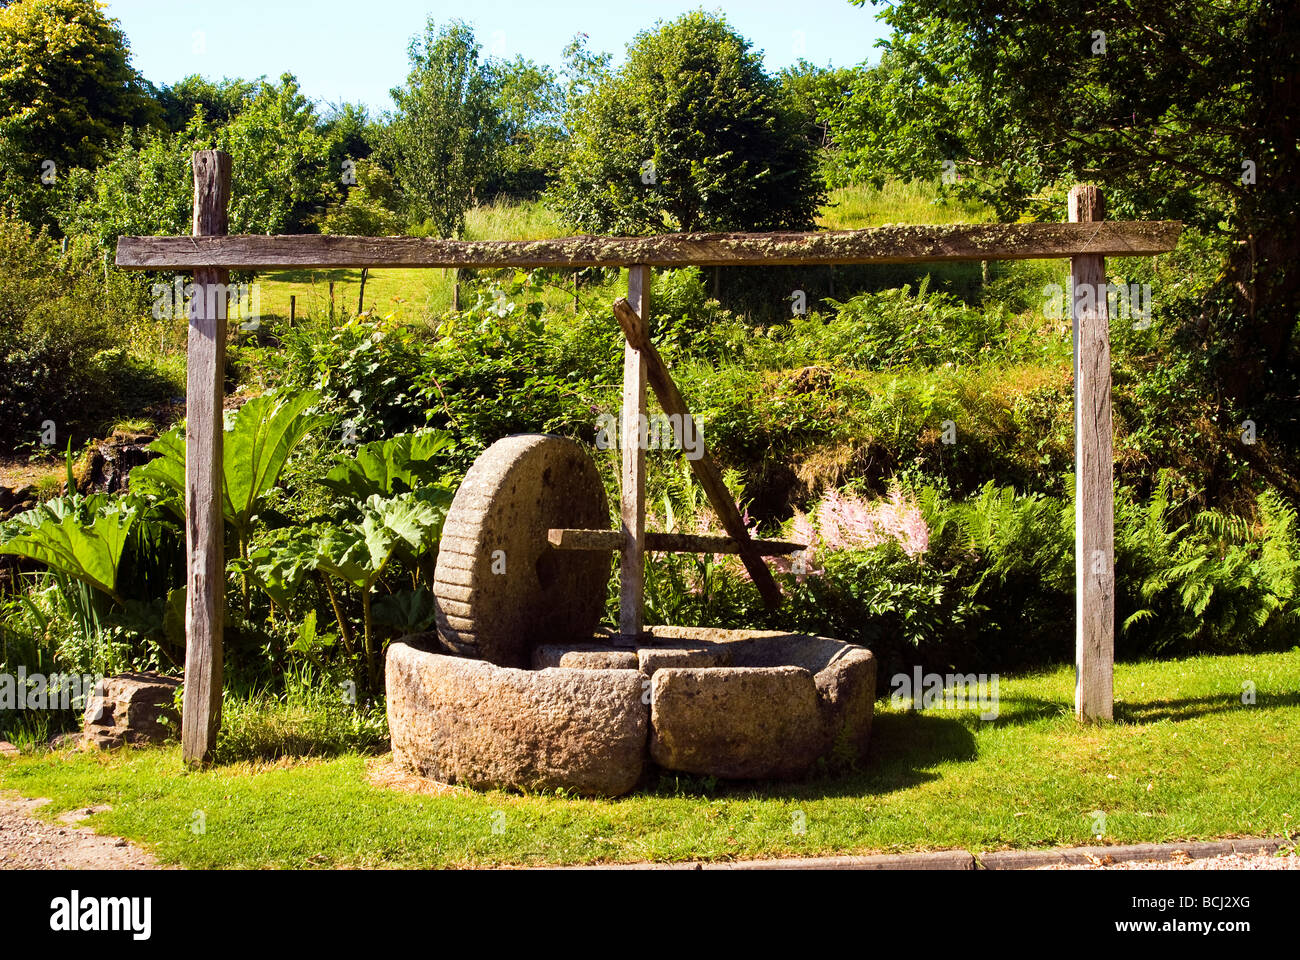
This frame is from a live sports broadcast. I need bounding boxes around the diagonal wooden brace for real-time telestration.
[613,297,784,609]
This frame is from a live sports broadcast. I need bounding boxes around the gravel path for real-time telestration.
[0,796,163,870]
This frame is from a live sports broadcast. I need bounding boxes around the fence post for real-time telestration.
[618,264,651,641]
[1070,184,1115,722]
[182,149,231,764]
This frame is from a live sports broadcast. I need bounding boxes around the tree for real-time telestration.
[829,0,1300,401]
[0,0,160,226]
[548,11,825,235]
[215,73,339,234]
[483,56,566,201]
[777,60,854,152]
[320,159,405,236]
[155,75,257,132]
[321,101,378,180]
[60,74,340,245]
[388,19,500,238]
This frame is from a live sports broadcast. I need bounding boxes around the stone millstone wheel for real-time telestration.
[433,435,611,667]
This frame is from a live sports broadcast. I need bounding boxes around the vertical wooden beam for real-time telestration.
[613,298,784,609]
[1070,184,1114,722]
[619,265,651,640]
[182,149,231,764]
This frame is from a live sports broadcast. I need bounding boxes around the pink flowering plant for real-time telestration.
[767,485,930,581]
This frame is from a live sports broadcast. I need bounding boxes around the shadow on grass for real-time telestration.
[1116,690,1300,724]
[649,709,978,801]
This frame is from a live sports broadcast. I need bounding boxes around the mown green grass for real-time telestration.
[252,199,583,327]
[2,651,1296,868]
[817,180,993,230]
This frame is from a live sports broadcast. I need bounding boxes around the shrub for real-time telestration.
[0,218,142,450]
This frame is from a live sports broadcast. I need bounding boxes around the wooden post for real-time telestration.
[289,294,295,328]
[182,150,231,764]
[619,265,651,640]
[614,298,784,609]
[1070,184,1114,722]
[357,267,368,315]
[329,280,335,322]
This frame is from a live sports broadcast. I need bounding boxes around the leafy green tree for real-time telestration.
[558,31,611,105]
[55,124,198,247]
[483,56,566,200]
[155,75,257,131]
[830,0,1300,401]
[60,74,340,244]
[215,73,340,234]
[0,0,160,226]
[548,11,824,234]
[777,60,853,152]
[320,159,405,236]
[321,101,379,184]
[388,19,500,237]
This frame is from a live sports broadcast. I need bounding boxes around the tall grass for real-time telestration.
[213,667,388,764]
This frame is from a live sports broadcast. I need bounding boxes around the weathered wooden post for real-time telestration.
[182,149,231,763]
[618,265,651,641]
[1070,184,1115,722]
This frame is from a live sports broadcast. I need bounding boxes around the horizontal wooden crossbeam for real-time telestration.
[114,221,1182,271]
[548,528,807,556]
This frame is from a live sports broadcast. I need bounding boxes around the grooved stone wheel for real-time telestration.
[433,434,611,667]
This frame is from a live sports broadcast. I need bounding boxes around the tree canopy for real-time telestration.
[548,11,825,235]
[830,0,1300,399]
[0,0,160,225]
[388,19,500,238]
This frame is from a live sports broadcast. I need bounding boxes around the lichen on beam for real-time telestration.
[115,221,1183,271]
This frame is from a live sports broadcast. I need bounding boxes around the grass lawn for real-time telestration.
[1,650,1297,869]
[816,180,993,231]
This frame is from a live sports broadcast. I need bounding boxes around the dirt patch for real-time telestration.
[0,794,167,870]
[366,757,467,797]
[0,457,62,492]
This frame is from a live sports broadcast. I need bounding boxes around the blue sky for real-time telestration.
[105,0,892,115]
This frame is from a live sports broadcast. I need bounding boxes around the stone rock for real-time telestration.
[531,643,639,671]
[641,626,877,774]
[649,666,830,779]
[0,740,19,757]
[0,485,37,521]
[48,732,85,751]
[83,672,182,749]
[433,435,611,667]
[637,645,731,674]
[387,639,647,796]
[387,627,876,793]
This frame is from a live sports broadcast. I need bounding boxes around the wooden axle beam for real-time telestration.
[114,221,1181,271]
[549,528,807,556]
